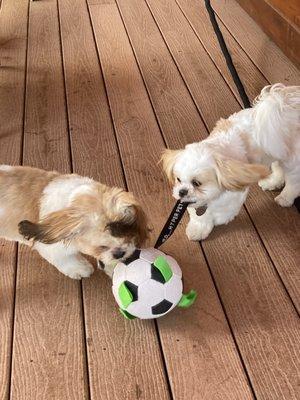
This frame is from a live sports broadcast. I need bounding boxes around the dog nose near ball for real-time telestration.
[113,248,126,259]
[179,188,188,198]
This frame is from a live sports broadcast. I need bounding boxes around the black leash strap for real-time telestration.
[154,200,189,248]
[204,0,251,109]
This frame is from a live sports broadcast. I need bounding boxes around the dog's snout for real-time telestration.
[179,188,188,198]
[112,248,126,259]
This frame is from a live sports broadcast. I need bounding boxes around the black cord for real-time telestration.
[204,0,251,109]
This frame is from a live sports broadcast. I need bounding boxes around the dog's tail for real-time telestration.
[252,83,300,160]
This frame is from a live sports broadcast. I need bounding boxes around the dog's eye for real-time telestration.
[192,180,201,187]
[99,246,109,251]
[177,177,181,183]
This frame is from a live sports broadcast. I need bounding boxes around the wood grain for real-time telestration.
[10,1,89,399]
[176,0,268,103]
[138,1,300,398]
[267,0,300,27]
[89,1,255,399]
[176,0,300,313]
[0,0,29,398]
[236,0,300,68]
[211,0,300,85]
[58,0,171,399]
[145,0,241,129]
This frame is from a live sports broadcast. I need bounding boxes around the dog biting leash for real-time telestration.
[204,0,300,213]
[154,0,299,249]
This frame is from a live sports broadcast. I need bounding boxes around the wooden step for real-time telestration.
[236,0,300,68]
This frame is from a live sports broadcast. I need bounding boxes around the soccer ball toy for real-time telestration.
[112,248,197,319]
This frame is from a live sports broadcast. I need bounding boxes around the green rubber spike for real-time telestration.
[118,282,133,309]
[119,308,136,320]
[153,256,173,282]
[178,290,197,308]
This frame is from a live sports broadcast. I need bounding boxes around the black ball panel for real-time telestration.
[123,249,141,265]
[151,263,166,284]
[152,299,173,315]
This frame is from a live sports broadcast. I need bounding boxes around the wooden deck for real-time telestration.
[0,0,299,399]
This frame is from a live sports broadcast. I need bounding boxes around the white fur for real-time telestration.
[35,242,94,279]
[170,84,300,241]
[0,165,13,171]
[40,176,94,216]
[258,161,284,191]
[34,176,96,278]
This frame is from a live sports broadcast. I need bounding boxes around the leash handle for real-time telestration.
[154,200,189,249]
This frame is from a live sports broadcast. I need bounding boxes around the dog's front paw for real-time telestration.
[65,263,94,280]
[275,194,294,207]
[186,218,213,241]
[259,177,284,191]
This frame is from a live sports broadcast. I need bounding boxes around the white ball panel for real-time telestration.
[125,259,151,285]
[127,301,154,319]
[112,262,126,286]
[138,280,165,305]
[164,275,183,305]
[139,248,165,263]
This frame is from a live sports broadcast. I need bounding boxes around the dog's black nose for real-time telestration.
[112,249,126,259]
[179,188,188,198]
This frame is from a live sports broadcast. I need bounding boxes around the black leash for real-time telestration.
[154,200,189,248]
[204,0,300,213]
[204,0,251,109]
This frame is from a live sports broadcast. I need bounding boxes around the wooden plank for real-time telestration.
[176,0,268,103]
[130,0,300,398]
[211,0,300,85]
[146,0,241,131]
[267,0,300,27]
[10,1,89,399]
[236,0,300,68]
[57,1,171,399]
[176,0,300,314]
[0,0,29,398]
[88,1,255,399]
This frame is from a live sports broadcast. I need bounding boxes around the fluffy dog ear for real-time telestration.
[18,207,88,244]
[214,155,270,191]
[160,149,182,183]
[105,190,149,246]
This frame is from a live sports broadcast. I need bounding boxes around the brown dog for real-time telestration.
[0,165,148,278]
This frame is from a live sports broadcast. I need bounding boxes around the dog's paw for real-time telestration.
[275,194,294,207]
[65,263,94,280]
[186,218,213,241]
[258,177,284,191]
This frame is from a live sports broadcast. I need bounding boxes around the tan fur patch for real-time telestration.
[0,166,58,240]
[102,188,149,246]
[160,149,183,183]
[214,155,270,191]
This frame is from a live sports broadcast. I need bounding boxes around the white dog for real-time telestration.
[0,166,148,278]
[161,84,300,241]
